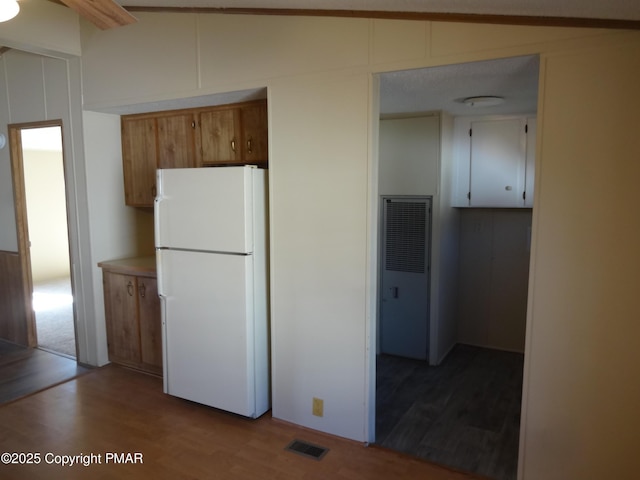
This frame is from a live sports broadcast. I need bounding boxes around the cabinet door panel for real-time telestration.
[470,118,526,207]
[524,117,536,207]
[241,102,268,165]
[200,108,241,164]
[103,272,141,364]
[122,117,157,206]
[157,113,197,169]
[138,276,162,372]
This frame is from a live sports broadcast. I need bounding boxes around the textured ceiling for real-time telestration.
[379,55,540,116]
[121,0,640,21]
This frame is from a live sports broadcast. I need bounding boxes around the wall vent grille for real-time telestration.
[385,200,426,274]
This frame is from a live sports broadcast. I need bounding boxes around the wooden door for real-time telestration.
[103,272,141,364]
[122,117,157,206]
[5,127,35,346]
[241,102,268,165]
[199,108,241,165]
[157,113,197,169]
[137,276,162,373]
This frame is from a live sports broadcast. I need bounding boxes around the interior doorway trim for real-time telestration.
[8,119,68,349]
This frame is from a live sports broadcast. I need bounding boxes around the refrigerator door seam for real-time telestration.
[157,247,253,256]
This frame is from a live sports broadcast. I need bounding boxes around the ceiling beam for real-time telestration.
[123,6,640,30]
[56,0,137,29]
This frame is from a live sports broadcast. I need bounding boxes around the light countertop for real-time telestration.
[98,255,156,277]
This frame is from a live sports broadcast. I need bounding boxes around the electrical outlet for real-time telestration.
[312,397,324,417]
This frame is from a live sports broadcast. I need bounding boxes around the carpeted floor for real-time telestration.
[33,277,76,358]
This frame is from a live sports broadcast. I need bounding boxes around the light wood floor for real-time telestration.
[0,339,88,405]
[0,364,486,480]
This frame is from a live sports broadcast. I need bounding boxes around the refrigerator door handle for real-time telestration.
[156,250,165,297]
[154,197,162,247]
[159,292,169,394]
[154,169,163,248]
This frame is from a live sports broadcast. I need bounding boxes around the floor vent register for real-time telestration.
[285,439,329,460]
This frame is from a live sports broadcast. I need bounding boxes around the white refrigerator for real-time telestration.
[154,165,269,418]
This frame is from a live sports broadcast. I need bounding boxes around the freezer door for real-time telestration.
[155,166,254,253]
[158,249,256,417]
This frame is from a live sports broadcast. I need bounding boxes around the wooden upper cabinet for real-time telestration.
[199,108,242,165]
[122,117,157,207]
[200,100,268,167]
[242,101,268,165]
[157,113,198,169]
[121,99,268,206]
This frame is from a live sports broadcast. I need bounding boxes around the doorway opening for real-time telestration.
[10,123,77,358]
[372,55,538,480]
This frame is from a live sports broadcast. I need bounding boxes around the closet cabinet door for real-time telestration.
[524,117,536,208]
[199,108,242,165]
[122,117,157,207]
[241,101,268,165]
[469,117,526,207]
[157,113,198,169]
[102,269,162,376]
[138,276,162,374]
[103,271,142,365]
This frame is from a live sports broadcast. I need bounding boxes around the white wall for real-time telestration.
[433,112,459,363]
[269,73,370,440]
[378,115,440,196]
[519,41,640,480]
[0,0,80,57]
[83,111,148,367]
[23,149,70,283]
[457,209,531,352]
[0,49,95,365]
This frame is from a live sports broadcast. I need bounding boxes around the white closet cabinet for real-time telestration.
[452,115,536,208]
[524,117,536,207]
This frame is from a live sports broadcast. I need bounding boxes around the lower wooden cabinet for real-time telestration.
[100,261,162,376]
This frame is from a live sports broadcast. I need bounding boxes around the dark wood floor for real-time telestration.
[376,344,524,480]
[0,363,483,480]
[0,339,89,405]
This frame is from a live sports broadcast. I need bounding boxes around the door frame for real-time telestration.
[8,119,73,350]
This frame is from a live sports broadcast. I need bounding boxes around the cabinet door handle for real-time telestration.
[246,137,252,154]
[127,281,134,297]
[231,139,236,152]
[139,283,146,298]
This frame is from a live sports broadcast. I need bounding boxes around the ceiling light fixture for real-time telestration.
[463,96,505,107]
[0,0,19,23]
